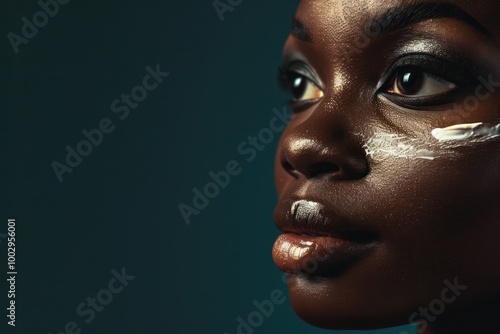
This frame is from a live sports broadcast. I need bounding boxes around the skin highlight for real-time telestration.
[273,0,500,333]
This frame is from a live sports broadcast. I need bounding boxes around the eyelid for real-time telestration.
[376,53,477,93]
[381,89,463,109]
[374,53,486,109]
[277,61,325,112]
[284,60,325,91]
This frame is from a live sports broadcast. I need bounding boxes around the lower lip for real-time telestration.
[272,233,376,277]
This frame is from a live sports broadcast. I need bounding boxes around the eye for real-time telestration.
[378,54,481,108]
[289,74,324,102]
[387,67,457,97]
[278,64,324,104]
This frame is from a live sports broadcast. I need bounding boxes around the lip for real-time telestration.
[273,199,378,277]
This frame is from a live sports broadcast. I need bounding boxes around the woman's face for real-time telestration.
[273,0,500,330]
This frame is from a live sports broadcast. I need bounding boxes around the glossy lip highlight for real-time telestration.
[274,199,376,239]
[273,199,379,277]
[290,200,329,235]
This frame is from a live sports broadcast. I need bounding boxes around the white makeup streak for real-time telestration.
[432,122,500,142]
[362,122,500,162]
[363,132,437,161]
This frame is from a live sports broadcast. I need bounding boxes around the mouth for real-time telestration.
[273,199,379,277]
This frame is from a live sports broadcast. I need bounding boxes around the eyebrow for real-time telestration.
[291,18,313,42]
[290,1,489,43]
[373,2,489,37]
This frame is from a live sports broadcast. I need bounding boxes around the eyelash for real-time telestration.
[377,54,477,107]
[277,64,323,110]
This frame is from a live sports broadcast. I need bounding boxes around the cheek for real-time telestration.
[367,140,500,236]
[366,140,500,286]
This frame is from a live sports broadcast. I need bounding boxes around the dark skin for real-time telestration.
[273,0,500,333]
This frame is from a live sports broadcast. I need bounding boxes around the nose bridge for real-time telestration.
[280,97,369,180]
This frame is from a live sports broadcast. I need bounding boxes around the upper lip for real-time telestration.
[274,197,377,242]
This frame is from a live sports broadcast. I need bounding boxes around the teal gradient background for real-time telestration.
[2,1,415,333]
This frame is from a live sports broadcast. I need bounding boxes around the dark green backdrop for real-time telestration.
[3,1,414,333]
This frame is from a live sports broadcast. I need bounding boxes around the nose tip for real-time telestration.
[280,134,369,181]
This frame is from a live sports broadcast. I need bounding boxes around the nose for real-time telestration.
[279,116,369,181]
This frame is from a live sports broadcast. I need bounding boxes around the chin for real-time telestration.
[285,273,420,331]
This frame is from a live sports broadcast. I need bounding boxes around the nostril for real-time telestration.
[309,162,340,178]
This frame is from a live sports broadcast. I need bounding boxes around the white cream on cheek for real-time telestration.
[363,132,437,160]
[362,122,500,161]
[431,122,500,142]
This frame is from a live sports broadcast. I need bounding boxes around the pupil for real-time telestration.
[292,76,306,99]
[398,70,423,95]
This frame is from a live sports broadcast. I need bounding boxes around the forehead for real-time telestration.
[295,0,500,39]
